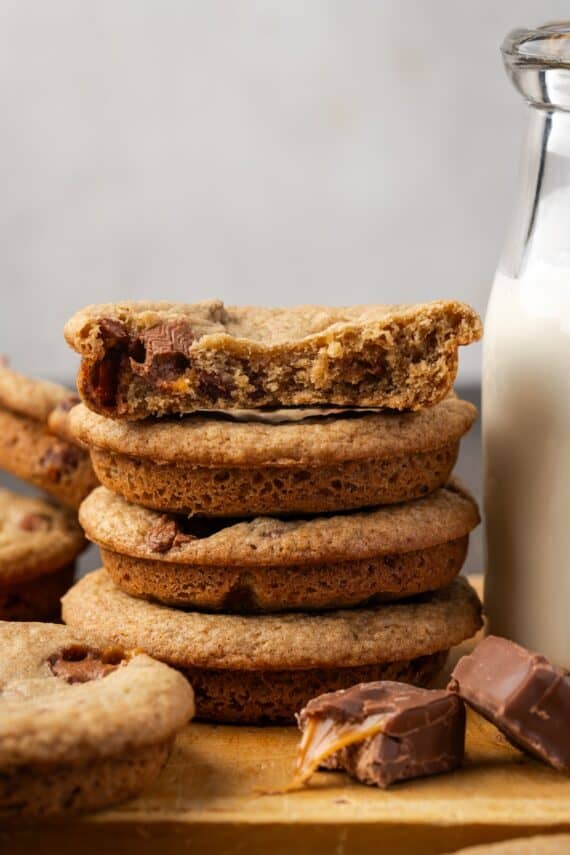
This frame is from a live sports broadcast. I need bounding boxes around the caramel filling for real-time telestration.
[289,713,389,789]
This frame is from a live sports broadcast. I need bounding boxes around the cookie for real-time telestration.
[0,362,98,509]
[62,572,482,723]
[79,483,479,612]
[0,622,194,817]
[64,300,482,418]
[70,395,476,516]
[0,489,86,620]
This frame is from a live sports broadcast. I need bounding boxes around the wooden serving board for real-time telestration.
[3,577,570,855]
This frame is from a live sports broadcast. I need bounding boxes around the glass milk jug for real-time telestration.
[483,23,570,668]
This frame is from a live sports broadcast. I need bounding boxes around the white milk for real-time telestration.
[483,265,570,667]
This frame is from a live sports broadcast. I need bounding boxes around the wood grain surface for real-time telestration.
[2,577,569,855]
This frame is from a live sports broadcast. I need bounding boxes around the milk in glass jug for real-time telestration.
[484,23,570,667]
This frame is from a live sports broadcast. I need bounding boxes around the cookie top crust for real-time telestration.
[62,571,482,670]
[0,622,194,768]
[0,489,85,583]
[80,483,480,567]
[70,396,476,466]
[65,299,481,353]
[0,361,75,426]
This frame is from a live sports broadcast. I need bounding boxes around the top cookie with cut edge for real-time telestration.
[64,299,482,418]
[0,621,194,768]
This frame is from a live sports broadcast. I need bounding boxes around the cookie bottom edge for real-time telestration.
[101,537,468,613]
[0,737,174,818]
[90,441,459,517]
[185,650,449,725]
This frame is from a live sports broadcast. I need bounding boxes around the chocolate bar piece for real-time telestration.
[295,681,465,789]
[449,635,570,773]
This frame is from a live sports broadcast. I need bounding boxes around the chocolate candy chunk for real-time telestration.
[99,317,129,348]
[88,351,125,408]
[146,515,179,552]
[88,319,131,409]
[449,635,570,773]
[131,319,195,383]
[49,645,125,684]
[145,514,199,552]
[295,681,465,789]
[197,369,235,402]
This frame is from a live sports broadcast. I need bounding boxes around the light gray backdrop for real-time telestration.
[0,1,566,382]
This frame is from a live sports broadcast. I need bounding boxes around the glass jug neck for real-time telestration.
[501,106,570,278]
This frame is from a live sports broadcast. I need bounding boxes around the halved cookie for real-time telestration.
[0,622,194,817]
[0,489,86,620]
[0,362,98,509]
[70,396,476,516]
[80,483,479,612]
[64,300,482,418]
[62,571,482,724]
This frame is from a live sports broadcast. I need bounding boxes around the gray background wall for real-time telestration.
[0,1,566,383]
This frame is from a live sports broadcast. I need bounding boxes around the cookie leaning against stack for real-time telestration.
[63,299,483,723]
[0,362,96,620]
[0,490,85,621]
[0,361,98,510]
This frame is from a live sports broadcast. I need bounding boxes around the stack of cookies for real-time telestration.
[61,299,483,723]
[0,362,96,620]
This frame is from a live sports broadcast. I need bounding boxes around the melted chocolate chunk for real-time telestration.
[39,442,81,480]
[298,681,465,789]
[99,317,129,348]
[197,369,235,402]
[145,513,239,552]
[449,635,570,773]
[145,514,202,552]
[88,353,122,409]
[146,515,179,552]
[49,645,125,684]
[131,319,195,383]
[87,318,132,409]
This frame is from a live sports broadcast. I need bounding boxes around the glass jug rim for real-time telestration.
[502,23,570,68]
[502,22,570,111]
